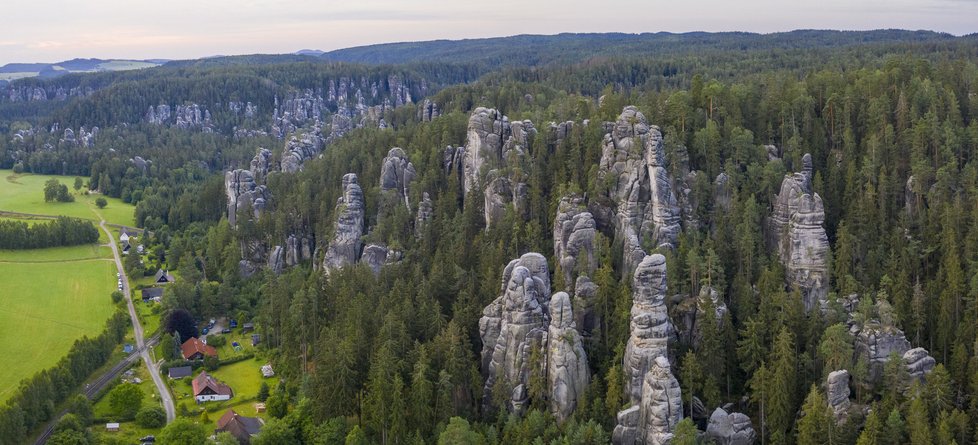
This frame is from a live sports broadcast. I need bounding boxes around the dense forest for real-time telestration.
[0,216,99,249]
[2,30,978,445]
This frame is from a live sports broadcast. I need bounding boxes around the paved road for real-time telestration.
[101,219,176,423]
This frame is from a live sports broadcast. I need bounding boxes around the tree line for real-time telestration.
[0,216,99,249]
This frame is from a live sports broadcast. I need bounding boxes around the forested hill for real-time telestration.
[320,29,967,66]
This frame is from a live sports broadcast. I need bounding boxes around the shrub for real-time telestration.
[95,197,108,208]
[136,405,166,428]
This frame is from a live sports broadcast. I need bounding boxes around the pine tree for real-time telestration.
[856,406,882,445]
[767,327,797,440]
[907,394,933,445]
[796,385,831,445]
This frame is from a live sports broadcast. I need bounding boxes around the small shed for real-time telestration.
[106,423,120,432]
[261,364,274,378]
[251,334,261,346]
[141,287,163,302]
[242,323,255,333]
[123,344,134,354]
[255,403,266,413]
[168,366,192,379]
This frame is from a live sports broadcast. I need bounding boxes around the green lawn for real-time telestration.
[0,169,136,227]
[135,300,162,337]
[0,259,118,402]
[168,358,269,431]
[91,362,165,443]
[0,244,113,262]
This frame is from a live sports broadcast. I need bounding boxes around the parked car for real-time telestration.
[139,435,155,442]
[202,327,209,335]
[221,328,231,334]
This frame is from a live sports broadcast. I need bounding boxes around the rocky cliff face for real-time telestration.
[547,292,590,424]
[379,147,417,209]
[478,253,589,422]
[768,153,830,311]
[418,99,440,122]
[854,321,911,381]
[281,130,324,173]
[706,408,757,445]
[614,356,683,445]
[826,370,851,423]
[596,107,681,271]
[323,173,365,274]
[623,254,675,404]
[554,194,597,289]
[249,148,273,183]
[225,169,269,226]
[415,192,434,238]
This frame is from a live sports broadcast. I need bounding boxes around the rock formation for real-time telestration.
[225,169,269,226]
[573,276,600,341]
[250,148,272,183]
[854,321,911,381]
[614,356,683,445]
[281,130,324,173]
[547,292,589,424]
[553,194,597,289]
[415,192,434,238]
[285,234,313,266]
[596,106,681,271]
[379,147,416,209]
[903,347,936,381]
[267,245,285,274]
[323,174,365,274]
[479,253,552,413]
[714,173,732,213]
[768,153,830,311]
[623,254,675,404]
[826,370,851,423]
[706,408,757,445]
[361,244,397,275]
[418,99,440,122]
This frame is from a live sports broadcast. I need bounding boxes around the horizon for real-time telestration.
[2,0,977,64]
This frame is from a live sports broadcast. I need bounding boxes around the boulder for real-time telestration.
[854,322,911,381]
[826,370,851,423]
[361,244,390,275]
[380,147,416,209]
[323,174,365,274]
[903,347,936,381]
[624,254,674,404]
[768,153,830,311]
[547,292,589,424]
[706,408,757,445]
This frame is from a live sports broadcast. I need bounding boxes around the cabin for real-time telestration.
[181,337,218,361]
[154,269,175,284]
[192,371,233,402]
[241,323,255,333]
[141,287,163,302]
[119,229,131,243]
[251,334,261,346]
[215,409,263,444]
[168,366,192,379]
[121,240,131,255]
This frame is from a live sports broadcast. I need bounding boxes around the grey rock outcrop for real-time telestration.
[225,169,269,226]
[554,194,597,289]
[380,147,416,209]
[323,174,365,274]
[682,286,728,348]
[361,244,391,275]
[855,322,911,381]
[281,130,324,173]
[826,370,851,423]
[250,148,272,183]
[614,356,683,445]
[479,253,552,413]
[462,107,536,195]
[483,172,529,228]
[285,234,313,266]
[418,99,440,122]
[573,276,600,341]
[415,192,433,238]
[267,245,285,274]
[714,173,732,213]
[706,408,756,445]
[597,106,681,271]
[624,254,674,404]
[547,292,589,424]
[903,347,936,381]
[768,153,830,311]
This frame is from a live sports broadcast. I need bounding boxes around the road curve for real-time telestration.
[101,219,176,423]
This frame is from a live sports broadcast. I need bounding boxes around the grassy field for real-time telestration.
[0,169,136,227]
[0,244,113,262]
[91,362,165,443]
[169,358,270,431]
[0,258,118,402]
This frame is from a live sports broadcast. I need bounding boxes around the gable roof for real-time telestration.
[181,337,217,360]
[192,371,233,397]
[216,409,263,443]
[154,269,174,283]
[168,365,192,379]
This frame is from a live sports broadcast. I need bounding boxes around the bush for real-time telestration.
[136,405,166,428]
[111,291,124,304]
[95,197,108,208]
[107,383,144,419]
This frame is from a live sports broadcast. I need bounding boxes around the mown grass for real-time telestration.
[0,259,118,402]
[0,244,113,262]
[169,358,270,431]
[0,169,136,227]
[91,362,165,443]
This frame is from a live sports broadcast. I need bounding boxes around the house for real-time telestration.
[154,269,175,284]
[119,229,131,243]
[192,371,233,402]
[106,423,119,432]
[255,403,266,413]
[168,366,192,379]
[121,240,131,255]
[141,287,163,302]
[181,337,218,361]
[251,334,260,346]
[260,364,274,378]
[241,323,254,333]
[215,409,263,444]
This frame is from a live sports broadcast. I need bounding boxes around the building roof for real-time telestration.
[192,371,233,398]
[216,409,263,443]
[154,269,174,283]
[168,365,192,379]
[141,288,164,300]
[181,337,217,360]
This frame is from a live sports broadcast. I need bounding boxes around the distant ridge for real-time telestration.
[0,58,166,81]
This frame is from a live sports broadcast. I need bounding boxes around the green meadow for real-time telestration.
[0,169,136,227]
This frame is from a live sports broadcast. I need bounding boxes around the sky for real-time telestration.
[1,0,977,64]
